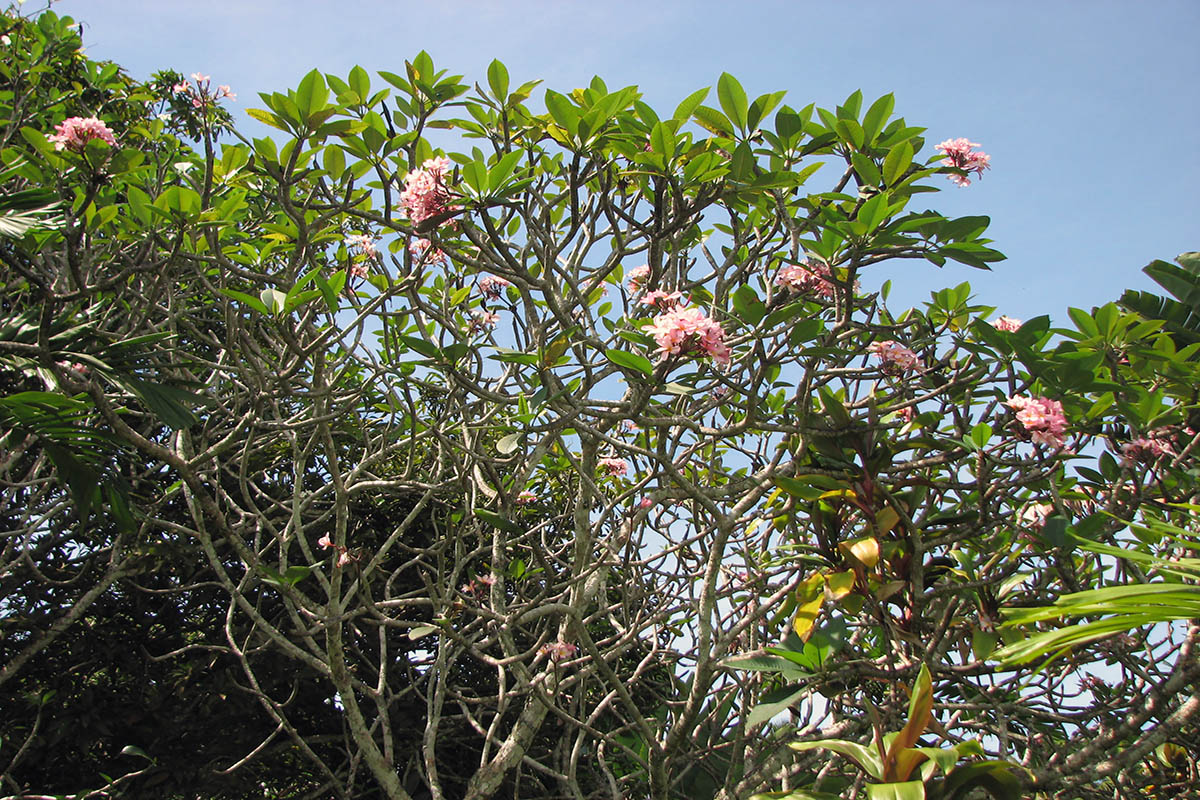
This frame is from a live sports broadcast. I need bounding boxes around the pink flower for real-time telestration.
[345,234,379,259]
[867,340,922,374]
[896,406,916,422]
[645,306,732,366]
[637,497,654,509]
[516,490,537,505]
[539,641,578,662]
[468,310,500,333]
[400,156,455,226]
[317,534,334,549]
[408,237,446,265]
[171,81,190,94]
[47,117,116,152]
[1121,436,1172,464]
[478,275,511,300]
[217,85,236,100]
[337,550,353,567]
[935,138,991,186]
[1007,395,1068,449]
[638,290,686,310]
[191,73,211,83]
[776,260,837,300]
[1020,502,1055,529]
[626,265,650,294]
[991,316,1021,332]
[597,457,627,477]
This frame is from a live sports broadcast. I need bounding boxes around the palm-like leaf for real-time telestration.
[1119,252,1200,347]
[997,514,1200,665]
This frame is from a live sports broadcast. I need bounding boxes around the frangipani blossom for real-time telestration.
[1121,435,1172,464]
[172,74,235,109]
[638,290,686,310]
[516,490,538,505]
[478,275,511,300]
[935,138,991,186]
[626,265,650,294]
[646,306,731,366]
[400,156,455,226]
[991,316,1022,332]
[540,641,578,662]
[468,310,500,333]
[867,340,922,374]
[47,117,116,152]
[597,457,627,477]
[775,260,837,300]
[409,237,446,265]
[1007,395,1068,449]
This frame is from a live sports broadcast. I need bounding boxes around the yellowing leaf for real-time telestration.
[840,536,881,569]
[875,506,901,535]
[825,569,856,601]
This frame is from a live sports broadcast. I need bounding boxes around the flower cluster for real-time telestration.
[461,573,496,600]
[478,275,511,301]
[400,156,454,226]
[867,340,922,374]
[935,138,991,186]
[597,457,627,477]
[638,290,686,311]
[47,117,116,152]
[1019,502,1055,529]
[515,489,538,505]
[317,534,355,568]
[172,73,235,108]
[1120,435,1172,464]
[626,265,650,295]
[991,315,1022,332]
[646,306,732,366]
[539,641,578,662]
[344,234,379,277]
[409,237,445,265]
[1007,395,1068,449]
[776,260,837,300]
[468,310,500,334]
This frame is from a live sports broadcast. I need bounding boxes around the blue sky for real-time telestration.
[58,0,1199,321]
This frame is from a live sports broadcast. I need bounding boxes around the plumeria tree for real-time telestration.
[1,6,1197,800]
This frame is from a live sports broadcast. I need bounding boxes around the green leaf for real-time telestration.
[717,72,749,132]
[968,422,992,450]
[672,87,710,121]
[544,90,579,138]
[496,432,522,455]
[120,744,152,761]
[733,284,765,324]
[693,105,734,138]
[396,335,443,360]
[487,59,510,101]
[283,566,312,586]
[605,348,655,377]
[791,739,884,781]
[865,781,925,800]
[124,378,200,430]
[649,120,677,159]
[348,65,371,101]
[295,68,329,119]
[746,683,809,726]
[475,508,523,534]
[721,651,813,676]
[883,141,914,186]
[860,93,895,145]
[408,624,439,640]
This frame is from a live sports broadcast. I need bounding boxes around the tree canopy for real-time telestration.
[1,7,1197,800]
